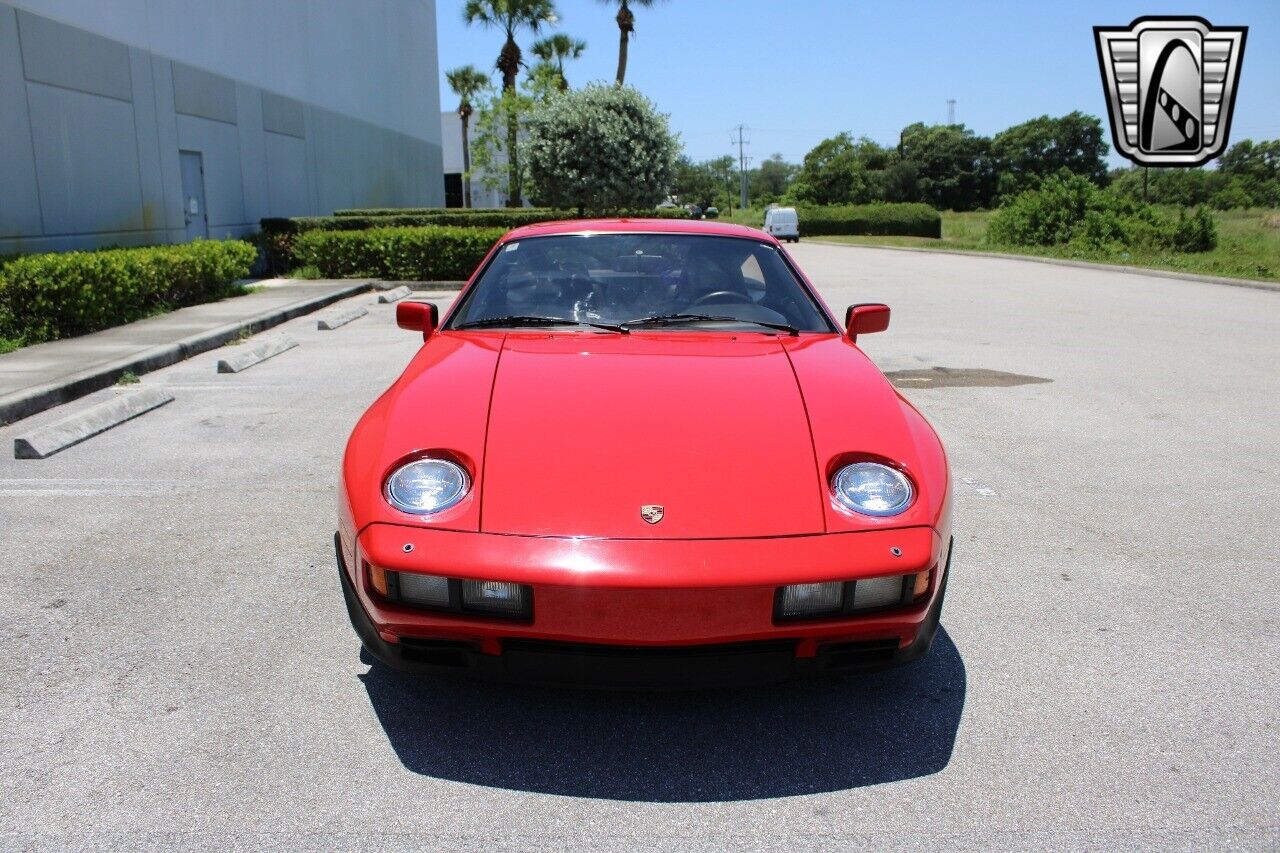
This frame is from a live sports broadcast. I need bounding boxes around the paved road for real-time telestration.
[1,245,1277,851]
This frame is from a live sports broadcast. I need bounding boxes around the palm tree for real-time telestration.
[445,66,491,208]
[464,0,559,206]
[598,0,662,85]
[531,33,586,91]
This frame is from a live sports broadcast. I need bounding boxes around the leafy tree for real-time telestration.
[787,133,873,205]
[445,65,492,208]
[1219,139,1280,207]
[464,0,559,206]
[785,134,908,206]
[671,156,719,208]
[1209,179,1254,211]
[748,154,796,204]
[990,112,1108,198]
[531,33,586,91]
[1107,167,1224,207]
[598,0,663,85]
[898,123,995,210]
[870,160,920,203]
[705,155,738,213]
[524,61,565,102]
[470,89,536,205]
[523,84,677,212]
[846,136,894,170]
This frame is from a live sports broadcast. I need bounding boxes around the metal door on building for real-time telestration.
[179,150,209,240]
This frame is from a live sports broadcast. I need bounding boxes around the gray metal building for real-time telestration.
[0,0,443,254]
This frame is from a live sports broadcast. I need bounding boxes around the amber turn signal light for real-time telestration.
[367,561,389,597]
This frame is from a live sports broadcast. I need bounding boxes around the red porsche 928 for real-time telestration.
[336,218,952,687]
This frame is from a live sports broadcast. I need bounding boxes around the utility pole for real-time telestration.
[734,124,749,210]
[946,98,956,125]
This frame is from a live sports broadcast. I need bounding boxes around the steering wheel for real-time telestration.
[692,290,754,307]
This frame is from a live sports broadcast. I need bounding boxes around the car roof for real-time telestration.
[503,218,776,242]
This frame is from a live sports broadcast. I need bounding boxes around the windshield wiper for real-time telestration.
[621,313,798,335]
[454,315,626,333]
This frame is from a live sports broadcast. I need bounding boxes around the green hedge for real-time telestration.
[259,207,688,272]
[259,211,574,274]
[334,207,548,217]
[0,240,257,346]
[279,211,569,232]
[268,207,689,234]
[332,206,690,219]
[293,226,505,280]
[796,203,942,238]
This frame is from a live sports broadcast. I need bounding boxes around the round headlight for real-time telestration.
[832,462,913,516]
[385,458,469,514]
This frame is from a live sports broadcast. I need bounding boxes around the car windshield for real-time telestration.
[447,234,834,333]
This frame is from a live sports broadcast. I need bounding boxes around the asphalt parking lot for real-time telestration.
[1,244,1277,851]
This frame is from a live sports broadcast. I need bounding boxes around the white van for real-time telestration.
[763,207,799,242]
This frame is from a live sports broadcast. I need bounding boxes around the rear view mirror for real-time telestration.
[845,303,890,343]
[396,301,439,340]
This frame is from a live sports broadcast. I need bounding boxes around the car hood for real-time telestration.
[480,334,825,538]
[348,332,943,540]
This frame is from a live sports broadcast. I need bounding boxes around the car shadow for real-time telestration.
[358,628,965,802]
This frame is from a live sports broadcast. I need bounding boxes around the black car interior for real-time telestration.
[452,234,833,332]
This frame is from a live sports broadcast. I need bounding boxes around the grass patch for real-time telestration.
[116,371,140,385]
[0,336,23,355]
[284,265,323,280]
[224,328,253,346]
[813,208,1279,282]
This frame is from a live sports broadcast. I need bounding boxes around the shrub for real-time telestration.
[0,240,256,345]
[333,207,693,219]
[335,207,549,217]
[335,208,458,217]
[1208,180,1253,211]
[293,226,505,280]
[987,174,1217,253]
[1169,207,1217,252]
[796,203,941,238]
[523,84,679,211]
[259,208,688,272]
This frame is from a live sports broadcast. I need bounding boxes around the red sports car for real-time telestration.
[337,218,952,687]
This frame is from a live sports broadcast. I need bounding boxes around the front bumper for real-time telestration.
[337,524,952,688]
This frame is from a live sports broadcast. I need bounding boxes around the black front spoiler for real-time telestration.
[337,533,951,689]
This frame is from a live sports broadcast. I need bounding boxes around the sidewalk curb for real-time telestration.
[806,241,1280,293]
[374,280,467,291]
[0,281,372,426]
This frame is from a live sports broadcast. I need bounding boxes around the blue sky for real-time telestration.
[436,1,1280,168]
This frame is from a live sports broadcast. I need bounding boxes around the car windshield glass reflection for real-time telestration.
[447,234,834,333]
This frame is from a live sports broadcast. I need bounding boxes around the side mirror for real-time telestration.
[396,301,439,340]
[845,303,890,343]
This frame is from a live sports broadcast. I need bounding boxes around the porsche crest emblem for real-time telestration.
[640,505,664,524]
[1094,16,1247,167]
